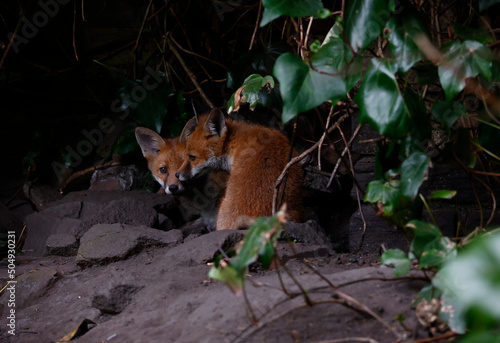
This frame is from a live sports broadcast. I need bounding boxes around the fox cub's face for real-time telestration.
[135,127,186,195]
[177,109,229,182]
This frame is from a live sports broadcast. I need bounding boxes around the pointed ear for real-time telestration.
[179,117,199,143]
[135,127,166,158]
[204,108,227,137]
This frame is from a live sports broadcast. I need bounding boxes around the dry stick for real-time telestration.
[249,1,262,51]
[304,16,314,51]
[471,172,497,227]
[165,35,214,108]
[326,123,361,188]
[272,112,350,214]
[73,1,79,61]
[337,125,367,252]
[134,0,153,51]
[169,35,228,70]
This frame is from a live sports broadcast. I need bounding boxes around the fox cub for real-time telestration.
[135,127,227,230]
[177,108,304,230]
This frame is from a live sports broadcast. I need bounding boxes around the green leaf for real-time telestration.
[229,216,282,272]
[407,220,442,258]
[345,0,389,52]
[433,230,500,333]
[381,249,411,276]
[274,49,357,123]
[364,180,400,216]
[400,152,429,198]
[322,19,344,46]
[431,101,467,132]
[356,59,411,139]
[411,285,442,307]
[479,0,500,11]
[260,0,325,27]
[419,236,456,268]
[208,263,246,296]
[428,190,457,200]
[438,40,493,101]
[385,13,425,73]
[228,74,277,113]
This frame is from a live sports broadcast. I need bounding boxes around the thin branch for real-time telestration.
[326,124,361,188]
[165,35,214,108]
[272,113,351,214]
[249,1,262,51]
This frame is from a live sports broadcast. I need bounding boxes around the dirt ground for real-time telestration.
[0,187,433,343]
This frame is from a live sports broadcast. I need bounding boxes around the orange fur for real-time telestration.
[177,109,304,230]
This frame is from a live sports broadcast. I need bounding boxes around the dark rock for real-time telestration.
[46,234,79,256]
[0,202,25,257]
[178,217,208,238]
[24,215,81,256]
[89,165,144,191]
[164,230,245,264]
[282,220,332,248]
[76,223,183,267]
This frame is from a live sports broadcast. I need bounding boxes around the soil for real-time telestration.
[0,185,434,343]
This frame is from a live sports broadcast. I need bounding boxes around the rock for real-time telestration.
[11,267,62,309]
[76,223,183,267]
[164,230,245,264]
[282,220,331,247]
[24,190,181,257]
[24,215,81,256]
[178,217,208,238]
[89,165,144,191]
[46,234,79,256]
[0,202,25,257]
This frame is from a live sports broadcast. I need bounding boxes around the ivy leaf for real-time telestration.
[345,0,389,52]
[400,151,429,198]
[381,249,411,276]
[385,13,426,73]
[433,230,500,333]
[274,48,355,123]
[431,101,467,132]
[438,40,493,101]
[419,236,456,268]
[227,74,276,113]
[428,190,457,200]
[208,263,246,296]
[364,179,401,216]
[356,59,411,139]
[260,0,325,27]
[411,285,443,307]
[407,220,442,259]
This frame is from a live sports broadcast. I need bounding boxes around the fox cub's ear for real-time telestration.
[204,108,227,137]
[179,117,199,143]
[135,127,166,158]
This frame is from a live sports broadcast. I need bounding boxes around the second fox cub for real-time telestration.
[177,109,304,230]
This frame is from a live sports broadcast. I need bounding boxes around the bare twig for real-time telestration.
[318,106,336,171]
[134,0,153,51]
[165,35,214,108]
[272,113,351,214]
[327,124,361,188]
[249,1,262,51]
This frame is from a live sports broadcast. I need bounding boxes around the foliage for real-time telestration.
[112,71,189,155]
[209,216,283,296]
[220,0,500,339]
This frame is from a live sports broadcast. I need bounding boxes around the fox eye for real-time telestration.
[159,167,167,174]
[188,155,196,162]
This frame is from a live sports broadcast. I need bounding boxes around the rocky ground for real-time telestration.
[0,188,429,343]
